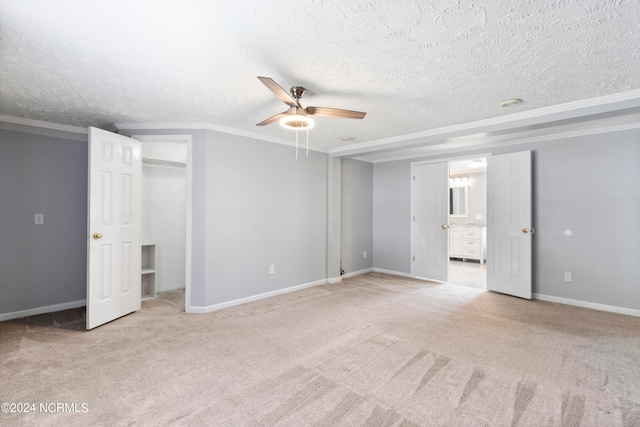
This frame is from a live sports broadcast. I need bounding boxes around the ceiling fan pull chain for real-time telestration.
[295,129,299,160]
[306,128,309,157]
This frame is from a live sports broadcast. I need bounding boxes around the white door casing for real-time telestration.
[412,162,449,282]
[87,127,142,329]
[486,150,533,299]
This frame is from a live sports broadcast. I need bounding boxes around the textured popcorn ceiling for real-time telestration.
[1,0,639,156]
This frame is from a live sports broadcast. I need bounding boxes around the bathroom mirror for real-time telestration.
[449,186,468,217]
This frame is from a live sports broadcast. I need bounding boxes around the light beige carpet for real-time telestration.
[1,273,640,426]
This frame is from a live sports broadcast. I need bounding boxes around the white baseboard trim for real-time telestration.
[187,279,328,314]
[0,300,86,322]
[372,268,413,278]
[341,268,373,279]
[327,276,343,284]
[533,293,640,318]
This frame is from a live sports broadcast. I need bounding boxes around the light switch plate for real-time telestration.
[35,213,44,224]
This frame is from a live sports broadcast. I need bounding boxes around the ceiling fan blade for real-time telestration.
[256,111,288,126]
[306,106,366,119]
[257,76,300,108]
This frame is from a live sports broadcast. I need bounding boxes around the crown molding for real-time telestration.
[0,114,88,134]
[330,89,640,157]
[114,121,329,153]
[358,121,640,164]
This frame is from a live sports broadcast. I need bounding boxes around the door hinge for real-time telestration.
[412,256,415,261]
[413,175,415,181]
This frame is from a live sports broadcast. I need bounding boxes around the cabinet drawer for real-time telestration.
[463,248,481,257]
[463,229,482,239]
[462,239,481,249]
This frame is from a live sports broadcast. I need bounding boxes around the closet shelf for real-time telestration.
[141,244,156,300]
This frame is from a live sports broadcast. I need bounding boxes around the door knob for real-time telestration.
[92,232,103,239]
[441,224,448,229]
[522,228,529,234]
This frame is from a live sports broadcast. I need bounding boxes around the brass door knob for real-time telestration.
[441,224,448,229]
[92,232,103,239]
[522,228,529,234]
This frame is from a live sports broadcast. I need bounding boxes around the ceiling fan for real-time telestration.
[256,76,366,129]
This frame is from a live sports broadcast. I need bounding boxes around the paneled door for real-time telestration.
[87,127,141,329]
[486,151,533,299]
[412,162,449,282]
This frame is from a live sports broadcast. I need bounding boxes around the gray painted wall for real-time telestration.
[0,128,88,313]
[372,160,412,274]
[533,131,640,309]
[2,121,638,317]
[327,158,342,280]
[341,159,373,274]
[1,124,328,316]
[202,131,327,306]
[372,128,640,310]
[121,128,329,308]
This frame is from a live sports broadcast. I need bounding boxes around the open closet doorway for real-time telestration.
[137,135,192,310]
[448,158,487,289]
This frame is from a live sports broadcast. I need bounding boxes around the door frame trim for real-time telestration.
[133,134,193,312]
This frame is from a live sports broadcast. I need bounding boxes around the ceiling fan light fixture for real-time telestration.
[280,114,314,129]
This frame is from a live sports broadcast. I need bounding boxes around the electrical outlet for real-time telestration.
[35,213,44,225]
[564,272,572,282]
[269,264,275,275]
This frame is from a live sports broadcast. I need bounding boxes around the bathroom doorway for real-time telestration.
[448,158,487,289]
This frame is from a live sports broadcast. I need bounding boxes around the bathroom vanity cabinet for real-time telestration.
[449,227,486,264]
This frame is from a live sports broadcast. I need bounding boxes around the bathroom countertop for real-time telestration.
[449,222,486,228]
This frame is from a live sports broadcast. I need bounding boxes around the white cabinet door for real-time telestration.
[449,228,463,257]
[87,127,141,329]
[412,162,449,282]
[486,151,533,299]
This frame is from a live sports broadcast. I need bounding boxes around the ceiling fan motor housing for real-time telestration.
[290,86,306,100]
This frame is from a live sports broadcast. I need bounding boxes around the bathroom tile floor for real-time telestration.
[449,259,486,289]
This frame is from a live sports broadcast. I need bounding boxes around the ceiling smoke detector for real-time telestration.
[501,98,523,107]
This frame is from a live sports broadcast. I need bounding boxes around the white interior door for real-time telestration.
[486,151,533,299]
[412,162,449,282]
[87,127,141,329]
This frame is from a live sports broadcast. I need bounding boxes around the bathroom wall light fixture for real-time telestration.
[449,177,469,187]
